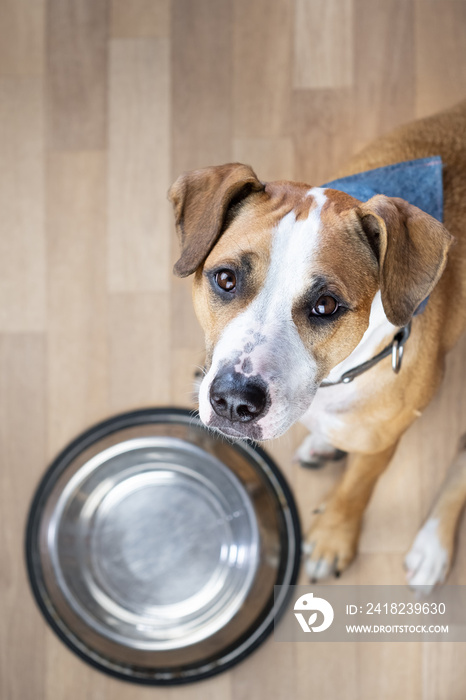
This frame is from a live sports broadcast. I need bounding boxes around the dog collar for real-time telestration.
[319,157,443,388]
[319,324,411,388]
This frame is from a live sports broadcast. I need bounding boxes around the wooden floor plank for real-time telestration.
[416,0,466,119]
[0,78,46,332]
[294,0,354,90]
[108,292,171,412]
[111,0,170,38]
[233,138,295,182]
[46,0,108,150]
[295,642,358,700]
[0,335,46,700]
[231,636,296,700]
[356,556,422,700]
[359,424,422,555]
[358,640,422,700]
[353,0,415,152]
[168,675,231,700]
[292,89,355,185]
[46,152,108,456]
[423,642,466,700]
[107,38,171,293]
[172,0,232,172]
[0,0,45,76]
[233,0,293,139]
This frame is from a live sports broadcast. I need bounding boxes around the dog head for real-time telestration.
[169,163,453,440]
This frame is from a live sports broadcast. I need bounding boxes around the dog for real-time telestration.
[169,100,466,592]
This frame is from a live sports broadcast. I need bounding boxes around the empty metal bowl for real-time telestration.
[26,408,301,685]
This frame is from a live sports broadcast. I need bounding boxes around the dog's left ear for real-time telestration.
[357,195,454,326]
[168,163,265,277]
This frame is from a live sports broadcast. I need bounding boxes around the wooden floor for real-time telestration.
[2,0,466,698]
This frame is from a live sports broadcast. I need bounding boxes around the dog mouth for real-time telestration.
[206,415,265,441]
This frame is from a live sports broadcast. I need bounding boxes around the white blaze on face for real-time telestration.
[198,188,327,439]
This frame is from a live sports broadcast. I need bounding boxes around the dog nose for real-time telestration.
[210,371,267,422]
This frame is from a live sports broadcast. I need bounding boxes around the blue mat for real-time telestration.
[323,156,443,223]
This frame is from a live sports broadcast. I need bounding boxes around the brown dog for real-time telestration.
[169,100,466,592]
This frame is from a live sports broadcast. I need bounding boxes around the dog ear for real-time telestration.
[357,195,454,326]
[168,163,265,277]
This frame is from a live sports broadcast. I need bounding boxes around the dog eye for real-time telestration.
[215,269,237,292]
[311,295,339,317]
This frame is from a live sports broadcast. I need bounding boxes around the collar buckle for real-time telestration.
[391,324,411,374]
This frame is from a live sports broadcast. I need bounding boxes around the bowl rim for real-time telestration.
[25,406,302,686]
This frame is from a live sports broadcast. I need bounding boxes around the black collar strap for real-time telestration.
[319,290,429,389]
[319,324,411,388]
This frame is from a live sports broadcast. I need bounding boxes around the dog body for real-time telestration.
[169,101,466,591]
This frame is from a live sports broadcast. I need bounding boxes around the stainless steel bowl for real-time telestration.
[26,408,301,685]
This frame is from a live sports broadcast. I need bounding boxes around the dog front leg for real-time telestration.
[304,443,398,580]
[405,435,466,593]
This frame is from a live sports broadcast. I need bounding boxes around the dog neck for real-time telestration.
[322,291,397,385]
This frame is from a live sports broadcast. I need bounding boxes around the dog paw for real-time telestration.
[294,434,346,469]
[404,518,451,594]
[303,509,360,581]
